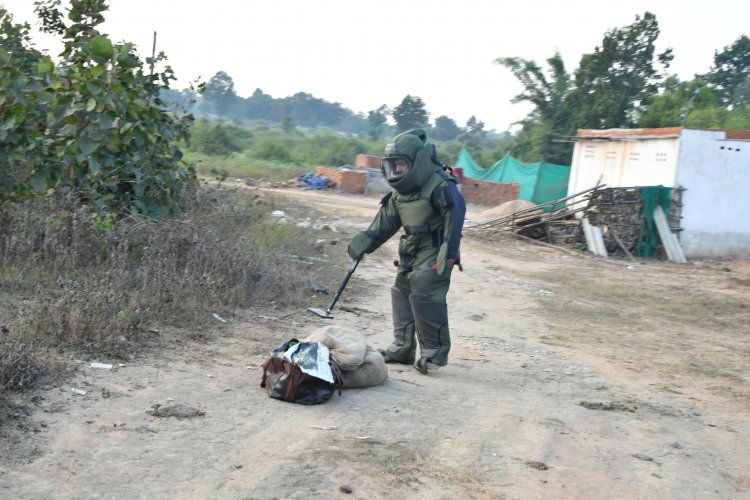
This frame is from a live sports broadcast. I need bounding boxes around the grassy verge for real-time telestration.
[528,263,750,404]
[0,181,328,395]
[186,151,312,183]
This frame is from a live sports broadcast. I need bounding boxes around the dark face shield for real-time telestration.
[382,155,412,181]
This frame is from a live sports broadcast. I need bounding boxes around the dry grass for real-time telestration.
[527,260,750,404]
[382,452,491,497]
[0,182,332,394]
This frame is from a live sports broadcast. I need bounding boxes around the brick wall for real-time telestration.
[355,154,383,168]
[460,179,520,206]
[314,167,367,194]
[315,167,519,203]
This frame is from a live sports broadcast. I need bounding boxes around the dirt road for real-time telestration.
[3,187,749,499]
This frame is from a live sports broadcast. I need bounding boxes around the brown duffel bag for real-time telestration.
[260,340,343,405]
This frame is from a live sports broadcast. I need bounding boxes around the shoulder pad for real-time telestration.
[437,169,457,183]
[379,192,393,206]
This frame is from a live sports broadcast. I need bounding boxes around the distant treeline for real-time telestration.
[166,12,749,167]
[161,74,370,134]
[160,72,500,146]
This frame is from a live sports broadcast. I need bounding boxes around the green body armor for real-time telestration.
[392,172,445,274]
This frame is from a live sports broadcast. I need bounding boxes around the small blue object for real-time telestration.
[299,173,330,190]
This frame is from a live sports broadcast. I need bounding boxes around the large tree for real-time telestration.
[431,115,461,141]
[638,76,718,127]
[495,52,574,164]
[366,105,388,141]
[567,12,673,129]
[702,35,750,107]
[392,95,429,134]
[203,71,240,118]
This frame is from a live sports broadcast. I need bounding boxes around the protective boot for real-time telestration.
[379,287,416,364]
[409,293,451,374]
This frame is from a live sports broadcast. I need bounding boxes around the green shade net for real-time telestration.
[455,149,570,210]
[636,186,673,257]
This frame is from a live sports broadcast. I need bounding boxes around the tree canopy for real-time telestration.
[496,12,749,165]
[1,1,195,217]
[392,95,429,133]
[703,35,750,107]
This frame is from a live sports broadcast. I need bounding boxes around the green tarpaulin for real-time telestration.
[636,186,673,258]
[455,149,571,209]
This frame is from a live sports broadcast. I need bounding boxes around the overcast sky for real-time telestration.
[3,0,749,131]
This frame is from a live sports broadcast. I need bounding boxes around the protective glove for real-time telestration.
[348,231,375,260]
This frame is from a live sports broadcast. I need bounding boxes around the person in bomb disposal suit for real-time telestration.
[347,129,465,374]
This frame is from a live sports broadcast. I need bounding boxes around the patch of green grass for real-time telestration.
[185,152,310,183]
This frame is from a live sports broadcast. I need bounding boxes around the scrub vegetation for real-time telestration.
[0,183,324,390]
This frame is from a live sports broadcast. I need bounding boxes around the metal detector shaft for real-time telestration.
[323,257,360,314]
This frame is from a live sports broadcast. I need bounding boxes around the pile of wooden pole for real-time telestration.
[470,184,604,237]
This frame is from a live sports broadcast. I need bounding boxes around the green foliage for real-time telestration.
[493,13,750,164]
[294,135,367,166]
[367,105,389,141]
[568,12,673,129]
[281,116,296,133]
[392,95,429,133]
[638,77,718,127]
[194,85,368,133]
[637,75,750,129]
[463,116,486,138]
[702,35,750,107]
[495,52,574,163]
[0,2,195,217]
[181,119,507,182]
[432,115,461,141]
[190,123,246,156]
[254,141,292,162]
[685,107,725,128]
[723,105,750,129]
[202,70,239,117]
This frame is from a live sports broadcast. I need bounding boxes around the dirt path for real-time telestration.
[2,187,749,499]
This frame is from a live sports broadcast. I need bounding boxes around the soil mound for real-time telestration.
[472,199,539,225]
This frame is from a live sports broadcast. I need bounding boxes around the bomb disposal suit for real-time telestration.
[347,129,466,374]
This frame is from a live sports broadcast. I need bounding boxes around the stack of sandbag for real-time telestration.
[303,325,387,388]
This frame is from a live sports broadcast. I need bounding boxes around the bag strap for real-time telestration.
[260,357,272,387]
[284,366,303,402]
[329,359,344,395]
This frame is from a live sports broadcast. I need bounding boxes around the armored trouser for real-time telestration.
[382,245,453,372]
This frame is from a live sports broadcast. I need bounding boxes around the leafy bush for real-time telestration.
[293,135,368,166]
[0,2,195,217]
[190,123,246,156]
[254,141,292,162]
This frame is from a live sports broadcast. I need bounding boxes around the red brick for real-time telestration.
[314,167,367,194]
[355,154,383,168]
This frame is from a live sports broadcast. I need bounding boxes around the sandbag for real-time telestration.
[303,325,367,370]
[340,347,388,389]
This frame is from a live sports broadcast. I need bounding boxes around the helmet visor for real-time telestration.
[382,156,412,181]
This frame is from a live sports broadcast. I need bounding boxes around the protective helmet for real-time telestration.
[381,129,435,193]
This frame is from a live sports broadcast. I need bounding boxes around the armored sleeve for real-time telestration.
[364,192,402,253]
[436,180,465,260]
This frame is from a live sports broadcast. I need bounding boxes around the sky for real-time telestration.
[3,0,749,132]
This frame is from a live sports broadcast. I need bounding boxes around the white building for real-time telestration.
[568,127,750,258]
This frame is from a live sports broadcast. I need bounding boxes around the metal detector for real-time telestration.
[307,258,361,319]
